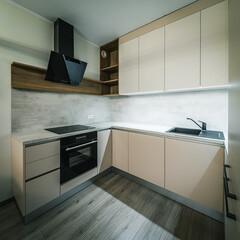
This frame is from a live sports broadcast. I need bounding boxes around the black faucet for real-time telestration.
[187,118,207,131]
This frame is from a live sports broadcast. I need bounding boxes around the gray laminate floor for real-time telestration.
[0,173,224,240]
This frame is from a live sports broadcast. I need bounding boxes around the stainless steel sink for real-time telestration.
[166,127,225,140]
[167,127,201,136]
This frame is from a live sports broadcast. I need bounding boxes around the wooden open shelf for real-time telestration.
[11,62,103,95]
[11,41,120,96]
[102,79,118,85]
[100,64,118,73]
[100,39,119,95]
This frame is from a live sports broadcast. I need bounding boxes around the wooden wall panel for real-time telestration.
[11,62,102,95]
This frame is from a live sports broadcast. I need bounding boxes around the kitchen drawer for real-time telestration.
[61,167,98,195]
[26,155,60,180]
[25,140,60,163]
[26,169,60,214]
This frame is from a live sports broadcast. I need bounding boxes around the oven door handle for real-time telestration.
[65,140,97,151]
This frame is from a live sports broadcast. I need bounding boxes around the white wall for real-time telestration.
[110,89,228,134]
[0,0,100,202]
[0,0,53,51]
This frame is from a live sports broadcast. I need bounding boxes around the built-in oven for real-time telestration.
[60,131,97,184]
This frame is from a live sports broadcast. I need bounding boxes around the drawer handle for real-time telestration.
[26,167,60,182]
[223,164,236,220]
[224,164,237,199]
[224,178,236,220]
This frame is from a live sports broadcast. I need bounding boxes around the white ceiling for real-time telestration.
[10,0,196,46]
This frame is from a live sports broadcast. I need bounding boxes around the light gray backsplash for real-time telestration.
[110,89,228,133]
[12,88,228,135]
[12,89,110,132]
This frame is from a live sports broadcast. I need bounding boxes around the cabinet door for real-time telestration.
[112,130,129,172]
[26,170,60,214]
[97,130,112,173]
[165,139,224,212]
[119,38,138,94]
[129,132,164,187]
[165,12,200,90]
[201,1,228,87]
[139,27,164,92]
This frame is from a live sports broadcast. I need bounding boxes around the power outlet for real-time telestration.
[88,115,94,119]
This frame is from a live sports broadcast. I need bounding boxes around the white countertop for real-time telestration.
[12,122,113,145]
[12,121,226,147]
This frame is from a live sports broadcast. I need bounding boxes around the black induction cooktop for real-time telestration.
[45,125,95,134]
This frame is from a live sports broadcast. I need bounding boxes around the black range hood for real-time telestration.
[45,18,87,86]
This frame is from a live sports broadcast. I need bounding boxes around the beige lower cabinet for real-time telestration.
[129,132,164,187]
[97,129,112,173]
[12,138,60,216]
[165,138,224,212]
[112,129,129,172]
[26,170,60,214]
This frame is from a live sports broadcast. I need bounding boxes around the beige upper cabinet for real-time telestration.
[119,3,227,95]
[201,1,228,87]
[97,129,112,173]
[112,129,129,172]
[165,138,224,212]
[165,12,200,90]
[119,38,139,94]
[139,27,164,92]
[129,132,164,187]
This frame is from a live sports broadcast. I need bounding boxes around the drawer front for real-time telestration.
[60,167,97,195]
[26,170,60,214]
[25,141,60,163]
[26,155,60,180]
